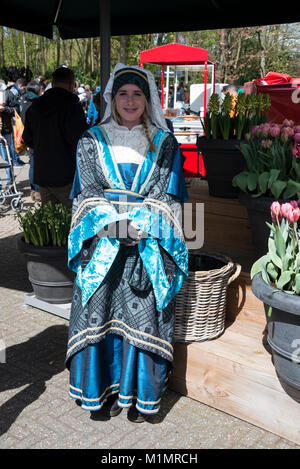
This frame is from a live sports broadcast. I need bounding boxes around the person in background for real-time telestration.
[222,84,238,97]
[19,80,42,202]
[0,77,26,172]
[87,86,101,127]
[22,67,88,208]
[0,79,12,189]
[77,86,89,114]
[222,84,239,117]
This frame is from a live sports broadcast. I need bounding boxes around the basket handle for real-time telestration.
[228,263,242,285]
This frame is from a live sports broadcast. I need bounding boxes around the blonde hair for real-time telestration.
[111,98,156,152]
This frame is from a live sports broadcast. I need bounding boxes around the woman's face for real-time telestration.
[114,84,146,129]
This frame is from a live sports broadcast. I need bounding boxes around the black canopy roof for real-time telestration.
[1,0,299,39]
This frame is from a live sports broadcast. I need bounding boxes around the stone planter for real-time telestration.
[238,192,276,255]
[252,273,300,403]
[17,235,74,304]
[197,137,245,198]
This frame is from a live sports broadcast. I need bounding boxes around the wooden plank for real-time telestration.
[188,195,248,220]
[170,345,300,445]
[176,327,272,374]
[203,214,253,250]
[226,272,266,321]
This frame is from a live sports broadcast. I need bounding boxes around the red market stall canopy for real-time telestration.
[244,72,300,124]
[140,43,215,67]
[140,43,215,111]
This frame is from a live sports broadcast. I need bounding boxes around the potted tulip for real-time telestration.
[251,200,300,401]
[198,92,271,198]
[16,202,74,304]
[232,120,300,254]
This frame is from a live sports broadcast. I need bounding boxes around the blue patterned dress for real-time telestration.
[66,120,188,415]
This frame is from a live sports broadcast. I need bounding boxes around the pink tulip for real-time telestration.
[289,207,300,224]
[259,123,271,137]
[269,125,281,138]
[289,200,299,208]
[270,201,282,222]
[281,202,294,218]
[281,126,294,138]
[297,199,300,208]
[282,119,295,127]
[261,139,273,149]
[281,132,289,143]
[251,125,259,136]
[292,144,300,159]
[294,132,300,143]
[281,202,300,224]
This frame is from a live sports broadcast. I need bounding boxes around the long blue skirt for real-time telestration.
[69,334,170,415]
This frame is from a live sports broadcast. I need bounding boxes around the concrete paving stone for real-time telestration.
[9,434,48,449]
[8,418,52,442]
[73,410,121,438]
[251,434,297,450]
[0,436,20,449]
[106,429,145,450]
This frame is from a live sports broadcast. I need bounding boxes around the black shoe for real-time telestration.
[90,395,122,420]
[127,406,146,423]
[108,398,122,417]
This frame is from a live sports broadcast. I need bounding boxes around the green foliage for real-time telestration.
[0,25,299,88]
[232,122,300,199]
[203,92,269,140]
[15,202,72,247]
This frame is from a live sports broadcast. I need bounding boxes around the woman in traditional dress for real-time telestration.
[66,64,189,423]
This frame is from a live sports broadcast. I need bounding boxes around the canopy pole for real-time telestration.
[54,0,63,23]
[161,66,164,109]
[99,0,111,120]
[166,66,170,109]
[174,66,177,109]
[203,60,208,118]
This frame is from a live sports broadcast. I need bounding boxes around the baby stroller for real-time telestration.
[0,135,23,212]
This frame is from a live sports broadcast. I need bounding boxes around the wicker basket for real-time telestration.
[174,252,241,342]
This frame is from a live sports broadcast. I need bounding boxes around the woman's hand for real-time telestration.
[126,221,142,246]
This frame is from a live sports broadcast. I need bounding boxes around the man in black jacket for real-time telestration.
[22,67,88,207]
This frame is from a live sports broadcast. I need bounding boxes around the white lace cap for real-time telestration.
[100,63,170,133]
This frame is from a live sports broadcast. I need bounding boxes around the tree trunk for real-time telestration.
[23,32,27,67]
[56,36,61,68]
[120,36,128,64]
[85,39,91,74]
[0,27,5,68]
[69,40,73,68]
[257,27,267,77]
[91,38,94,73]
[219,29,227,82]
